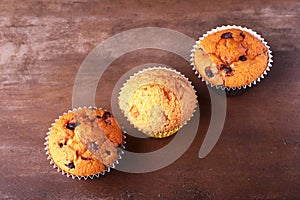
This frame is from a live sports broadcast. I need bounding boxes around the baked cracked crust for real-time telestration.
[118,68,197,137]
[128,84,182,135]
[48,108,123,177]
[194,28,268,88]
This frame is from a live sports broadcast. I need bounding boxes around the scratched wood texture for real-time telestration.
[0,0,299,199]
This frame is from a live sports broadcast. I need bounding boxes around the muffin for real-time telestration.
[191,25,272,94]
[45,107,124,179]
[118,67,197,138]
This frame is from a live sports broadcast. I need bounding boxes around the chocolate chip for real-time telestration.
[66,122,77,130]
[239,55,247,61]
[102,111,112,120]
[81,157,92,160]
[220,64,232,73]
[96,115,101,118]
[66,162,75,169]
[105,150,111,155]
[205,67,214,78]
[240,32,245,38]
[221,32,233,39]
[102,111,112,125]
[224,67,232,73]
[59,140,67,148]
[91,142,99,150]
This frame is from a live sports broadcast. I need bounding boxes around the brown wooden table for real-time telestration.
[1,0,299,199]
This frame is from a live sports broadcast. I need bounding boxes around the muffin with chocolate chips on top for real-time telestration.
[45,107,124,179]
[191,25,272,95]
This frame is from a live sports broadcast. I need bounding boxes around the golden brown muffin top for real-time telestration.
[119,68,197,137]
[128,83,182,135]
[48,108,123,177]
[194,28,268,88]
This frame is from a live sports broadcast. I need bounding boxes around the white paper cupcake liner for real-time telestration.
[190,25,273,92]
[44,106,126,180]
[118,66,197,138]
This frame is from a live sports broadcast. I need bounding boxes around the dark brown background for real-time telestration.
[0,0,299,199]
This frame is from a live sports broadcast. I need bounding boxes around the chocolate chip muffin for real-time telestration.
[192,26,271,89]
[118,67,197,138]
[45,107,123,179]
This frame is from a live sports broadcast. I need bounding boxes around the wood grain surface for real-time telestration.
[0,0,299,199]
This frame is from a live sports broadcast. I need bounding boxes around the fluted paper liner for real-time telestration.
[190,25,273,92]
[44,106,125,180]
[118,66,197,138]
